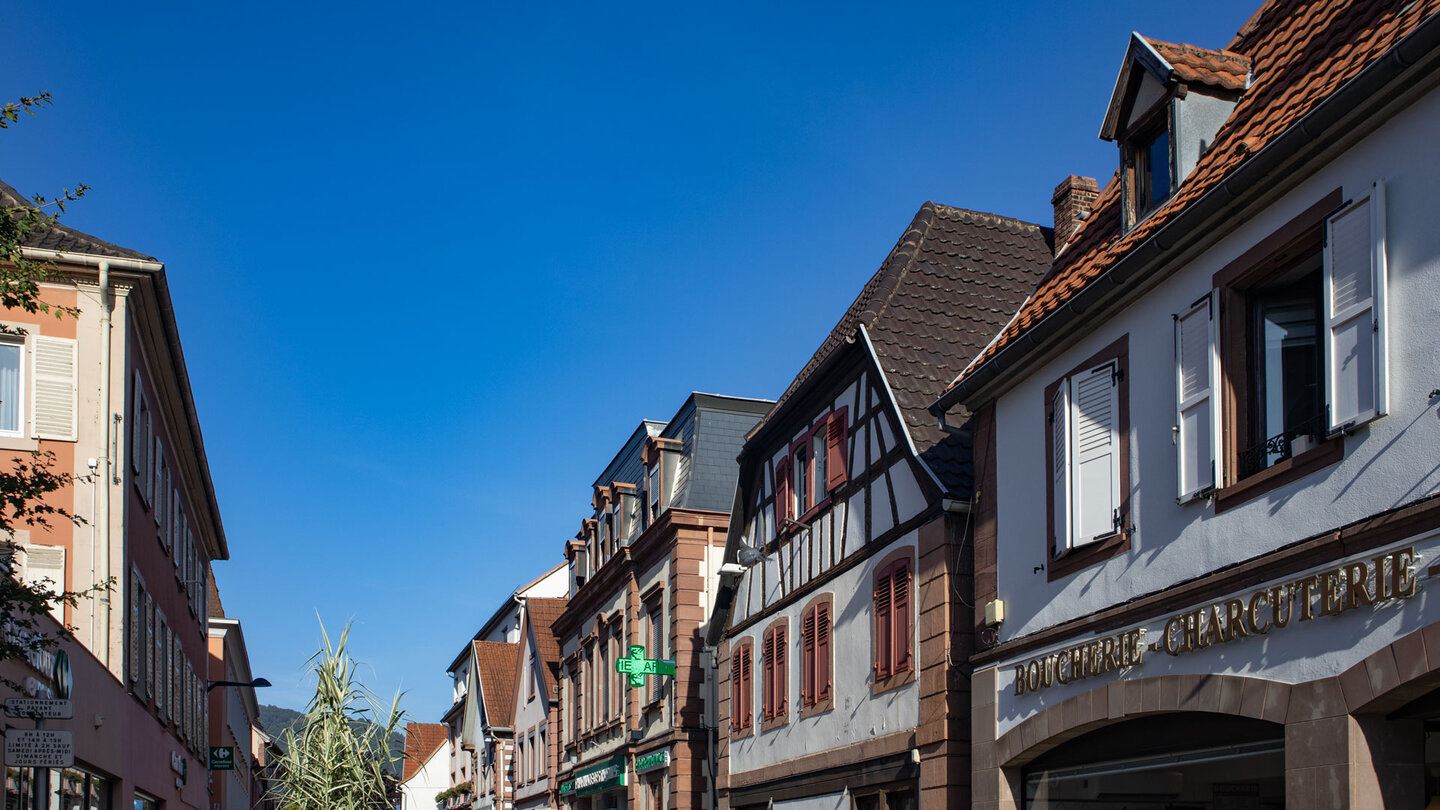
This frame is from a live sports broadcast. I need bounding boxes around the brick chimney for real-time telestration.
[1051,175,1099,251]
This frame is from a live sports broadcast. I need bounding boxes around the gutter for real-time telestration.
[931,8,1440,415]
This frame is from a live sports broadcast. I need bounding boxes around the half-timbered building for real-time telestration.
[707,203,1051,809]
[555,393,771,810]
[930,2,1440,807]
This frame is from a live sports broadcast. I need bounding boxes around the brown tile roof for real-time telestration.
[402,722,448,782]
[473,640,519,729]
[525,597,568,695]
[0,179,156,261]
[948,0,1440,396]
[752,203,1051,494]
[1144,36,1251,90]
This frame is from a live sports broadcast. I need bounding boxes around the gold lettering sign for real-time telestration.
[1013,547,1418,696]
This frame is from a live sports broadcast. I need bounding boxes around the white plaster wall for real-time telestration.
[728,533,919,773]
[993,87,1440,640]
[994,532,1440,736]
[401,743,451,810]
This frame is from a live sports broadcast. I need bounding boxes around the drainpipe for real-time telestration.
[97,260,112,667]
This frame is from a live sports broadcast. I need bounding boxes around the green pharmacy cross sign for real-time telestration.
[614,645,675,688]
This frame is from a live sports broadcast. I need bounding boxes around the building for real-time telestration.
[706,204,1050,809]
[930,1,1440,807]
[0,182,227,809]
[511,597,567,810]
[400,722,451,810]
[206,606,261,810]
[555,393,771,810]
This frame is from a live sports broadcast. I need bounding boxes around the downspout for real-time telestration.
[97,260,112,668]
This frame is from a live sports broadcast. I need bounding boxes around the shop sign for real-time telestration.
[209,746,236,770]
[3,698,72,719]
[634,748,670,774]
[1013,547,1419,696]
[558,755,627,796]
[3,729,73,768]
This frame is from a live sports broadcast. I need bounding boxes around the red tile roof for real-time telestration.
[473,640,520,729]
[525,597,568,695]
[401,722,448,782]
[948,0,1440,397]
[1144,36,1251,91]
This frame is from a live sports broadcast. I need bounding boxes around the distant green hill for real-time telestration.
[257,703,405,769]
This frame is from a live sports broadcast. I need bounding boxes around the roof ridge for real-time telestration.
[858,202,938,330]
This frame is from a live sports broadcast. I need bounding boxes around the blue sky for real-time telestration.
[9,1,1260,722]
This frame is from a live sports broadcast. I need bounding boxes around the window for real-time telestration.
[1208,184,1389,504]
[538,727,546,777]
[761,620,787,726]
[648,605,664,702]
[611,499,622,546]
[144,592,154,700]
[129,570,144,690]
[1123,104,1174,228]
[775,408,849,533]
[873,552,912,689]
[132,373,151,504]
[569,662,583,740]
[155,612,167,719]
[0,340,22,436]
[730,641,753,736]
[648,463,661,520]
[800,597,832,713]
[1046,336,1130,575]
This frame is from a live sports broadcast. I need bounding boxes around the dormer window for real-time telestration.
[1100,33,1249,231]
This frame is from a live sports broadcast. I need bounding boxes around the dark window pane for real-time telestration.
[1146,130,1170,209]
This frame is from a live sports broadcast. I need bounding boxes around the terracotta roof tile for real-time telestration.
[753,203,1051,494]
[525,597,568,695]
[473,640,520,729]
[950,0,1440,393]
[1145,37,1252,90]
[402,722,448,782]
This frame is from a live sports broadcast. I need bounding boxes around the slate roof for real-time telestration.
[949,0,1440,394]
[473,640,520,729]
[1144,36,1251,90]
[525,597,568,695]
[0,179,155,261]
[402,722,448,782]
[754,202,1052,494]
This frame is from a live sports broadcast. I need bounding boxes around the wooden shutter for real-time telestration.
[800,608,815,704]
[1175,297,1215,500]
[1325,181,1388,432]
[144,592,155,699]
[816,601,831,700]
[131,373,144,474]
[774,625,786,716]
[1050,382,1071,556]
[774,456,791,535]
[32,336,76,440]
[893,561,911,672]
[731,654,741,729]
[23,545,65,622]
[826,408,849,490]
[1071,363,1121,545]
[129,572,142,686]
[874,564,892,678]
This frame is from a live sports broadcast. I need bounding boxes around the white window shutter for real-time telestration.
[22,544,66,623]
[1175,298,1215,500]
[1071,362,1121,545]
[1324,180,1388,432]
[1051,381,1071,556]
[32,337,76,441]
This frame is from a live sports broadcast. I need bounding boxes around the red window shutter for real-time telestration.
[775,626,787,716]
[827,408,849,490]
[800,608,816,704]
[731,654,741,730]
[874,564,893,679]
[894,561,912,672]
[774,457,791,535]
[741,647,752,729]
[761,631,774,720]
[817,602,831,700]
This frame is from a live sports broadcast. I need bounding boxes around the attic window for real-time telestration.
[1134,125,1172,217]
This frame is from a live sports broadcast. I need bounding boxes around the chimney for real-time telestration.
[1051,175,1099,251]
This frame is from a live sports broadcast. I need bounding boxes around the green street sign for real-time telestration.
[208,746,235,771]
[614,645,675,688]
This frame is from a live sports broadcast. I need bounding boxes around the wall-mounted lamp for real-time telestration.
[207,677,272,694]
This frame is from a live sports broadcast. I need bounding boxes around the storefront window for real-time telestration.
[4,764,111,810]
[1023,714,1283,809]
[133,791,157,810]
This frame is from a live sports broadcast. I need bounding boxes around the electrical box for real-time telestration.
[984,599,1005,626]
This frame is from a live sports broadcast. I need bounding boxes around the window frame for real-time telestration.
[1123,101,1175,229]
[760,618,788,730]
[871,548,915,695]
[0,338,25,439]
[1044,335,1132,581]
[776,407,850,535]
[799,593,833,718]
